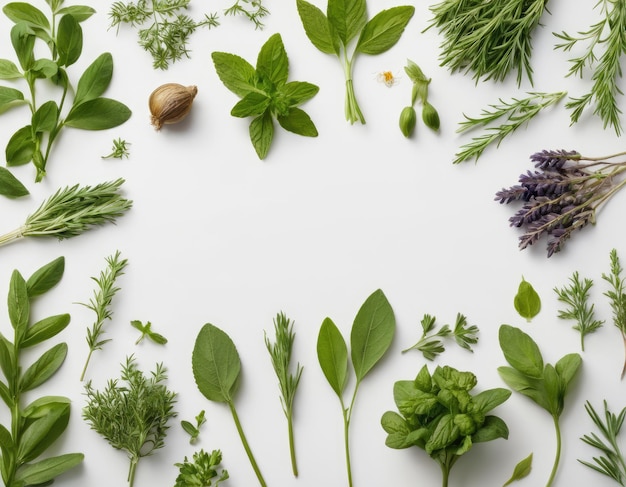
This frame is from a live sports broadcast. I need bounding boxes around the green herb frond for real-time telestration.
[602,248,626,379]
[403,313,478,359]
[174,449,229,487]
[224,0,269,29]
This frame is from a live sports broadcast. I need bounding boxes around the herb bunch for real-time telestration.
[83,356,177,487]
[0,257,84,487]
[602,248,626,379]
[427,0,549,85]
[212,33,319,159]
[174,449,229,487]
[0,1,131,186]
[495,149,626,256]
[554,0,626,135]
[296,0,414,124]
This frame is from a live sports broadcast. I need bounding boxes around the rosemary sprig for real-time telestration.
[579,400,626,485]
[265,312,303,477]
[224,0,269,29]
[602,248,626,379]
[80,251,128,381]
[455,92,566,164]
[554,271,604,351]
[554,0,626,135]
[0,178,132,248]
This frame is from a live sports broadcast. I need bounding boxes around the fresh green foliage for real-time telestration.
[224,0,269,29]
[503,453,533,486]
[212,33,319,159]
[102,137,131,159]
[109,0,220,70]
[427,0,549,85]
[381,364,511,487]
[265,312,303,477]
[0,166,28,198]
[296,0,414,124]
[514,276,541,322]
[402,313,479,360]
[399,59,440,137]
[0,1,131,185]
[0,257,84,487]
[0,178,133,248]
[602,249,626,379]
[579,400,626,485]
[455,92,566,163]
[83,356,177,487]
[174,449,229,487]
[131,319,168,345]
[192,323,267,487]
[317,289,395,487]
[181,410,206,444]
[498,324,582,487]
[554,271,604,351]
[80,250,128,381]
[554,0,626,135]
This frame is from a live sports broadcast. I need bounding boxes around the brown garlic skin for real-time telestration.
[149,83,198,130]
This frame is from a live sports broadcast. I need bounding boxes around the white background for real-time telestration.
[0,0,625,486]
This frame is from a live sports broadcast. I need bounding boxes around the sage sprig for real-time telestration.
[0,257,84,487]
[0,1,131,185]
[0,178,132,249]
[317,289,395,487]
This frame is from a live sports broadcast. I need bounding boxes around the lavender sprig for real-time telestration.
[496,149,626,257]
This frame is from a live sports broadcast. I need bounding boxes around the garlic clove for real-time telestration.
[149,83,198,130]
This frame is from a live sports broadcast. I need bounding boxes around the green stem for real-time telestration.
[287,411,298,477]
[128,456,138,487]
[342,404,353,487]
[546,415,562,487]
[229,401,267,487]
[441,464,450,487]
[80,349,94,382]
[0,227,25,248]
[342,55,365,125]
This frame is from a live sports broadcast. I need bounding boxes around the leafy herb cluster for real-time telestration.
[174,449,229,487]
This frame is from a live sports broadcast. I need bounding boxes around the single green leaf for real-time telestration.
[350,289,395,382]
[56,14,82,67]
[26,256,65,297]
[0,86,25,112]
[181,420,199,437]
[277,108,318,136]
[317,317,348,397]
[355,6,415,55]
[22,396,70,418]
[514,277,541,321]
[0,59,22,79]
[30,58,58,79]
[0,166,29,198]
[249,111,274,159]
[0,380,11,408]
[3,3,50,30]
[498,325,544,378]
[555,353,582,389]
[73,53,113,106]
[296,0,339,55]
[32,100,59,133]
[19,342,67,392]
[148,332,168,345]
[6,125,35,166]
[542,364,562,416]
[57,5,95,22]
[212,52,258,98]
[64,97,131,130]
[8,269,29,334]
[10,22,35,71]
[497,366,550,411]
[22,314,70,348]
[231,92,271,118]
[327,0,367,45]
[192,323,241,403]
[472,388,512,414]
[426,413,459,452]
[14,453,83,485]
[381,410,411,449]
[472,415,510,442]
[256,33,289,87]
[0,337,16,388]
[503,453,533,486]
[0,423,14,454]
[17,401,70,463]
[282,81,320,105]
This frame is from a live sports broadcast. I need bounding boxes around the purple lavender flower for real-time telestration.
[496,149,626,257]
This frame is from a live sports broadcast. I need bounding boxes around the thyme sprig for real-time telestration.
[554,0,626,135]
[0,178,133,248]
[602,249,626,379]
[102,138,131,159]
[455,92,566,164]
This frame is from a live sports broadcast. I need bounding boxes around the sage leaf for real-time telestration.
[74,53,114,106]
[0,59,22,79]
[8,269,29,334]
[21,314,70,348]
[277,108,319,136]
[64,97,132,130]
[498,324,544,378]
[6,125,35,166]
[57,5,96,22]
[0,166,29,198]
[26,256,64,297]
[10,22,35,71]
[327,0,367,45]
[317,317,348,397]
[514,277,541,321]
[0,86,25,112]
[249,111,274,160]
[3,3,50,30]
[192,324,241,403]
[13,453,84,485]
[212,52,257,98]
[256,33,289,87]
[32,100,59,133]
[19,342,67,392]
[503,453,533,486]
[296,0,339,54]
[351,288,395,381]
[355,6,415,55]
[56,14,82,67]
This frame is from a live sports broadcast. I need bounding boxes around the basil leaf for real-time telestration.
[8,269,29,334]
[555,353,582,388]
[498,324,544,378]
[64,97,131,130]
[10,22,35,71]
[3,3,50,30]
[74,53,113,106]
[56,14,82,67]
[212,52,258,98]
[21,314,70,348]
[256,33,289,87]
[317,317,348,397]
[278,108,318,136]
[0,59,22,79]
[296,0,339,55]
[514,277,541,321]
[381,411,411,449]
[0,86,24,113]
[13,453,84,486]
[472,388,512,414]
[56,5,96,22]
[19,342,67,392]
[472,415,510,443]
[231,92,271,118]
[282,81,320,105]
[192,323,241,403]
[425,413,458,452]
[503,453,533,486]
[355,6,415,55]
[542,364,562,416]
[26,256,65,297]
[32,100,58,133]
[497,366,550,411]
[350,288,395,381]
[5,125,35,166]
[0,166,28,198]
[249,111,274,160]
[327,0,367,45]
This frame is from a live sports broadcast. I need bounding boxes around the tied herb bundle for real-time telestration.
[495,150,626,257]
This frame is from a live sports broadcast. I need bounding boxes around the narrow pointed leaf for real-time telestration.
[355,6,415,55]
[74,53,113,106]
[327,0,367,45]
[317,317,348,397]
[19,342,67,392]
[26,256,65,297]
[296,0,339,55]
[56,14,82,67]
[0,166,29,197]
[14,453,83,485]
[256,33,289,87]
[64,98,131,130]
[8,269,29,333]
[22,314,70,348]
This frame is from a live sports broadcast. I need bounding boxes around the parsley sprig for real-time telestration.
[402,313,479,359]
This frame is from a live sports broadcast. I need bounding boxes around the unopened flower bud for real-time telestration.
[422,101,440,132]
[149,83,197,130]
[399,106,417,138]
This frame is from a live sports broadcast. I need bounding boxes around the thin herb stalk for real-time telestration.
[229,402,267,487]
[546,415,562,487]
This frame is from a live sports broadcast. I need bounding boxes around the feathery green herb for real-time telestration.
[554,0,626,135]
[181,410,206,444]
[174,449,229,487]
[455,92,566,164]
[0,257,84,487]
[212,33,319,160]
[80,250,128,381]
[602,248,626,379]
[427,0,549,86]
[0,178,133,248]
[579,400,626,485]
[102,138,130,159]
[0,1,131,185]
[131,320,168,345]
[224,0,269,29]
[296,0,414,124]
[83,356,177,487]
[265,312,303,477]
[514,276,541,322]
[554,271,604,351]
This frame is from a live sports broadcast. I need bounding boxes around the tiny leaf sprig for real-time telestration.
[102,138,131,159]
[181,410,206,444]
[514,276,541,322]
[224,0,269,29]
[174,449,229,487]
[131,320,168,345]
[602,248,626,379]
